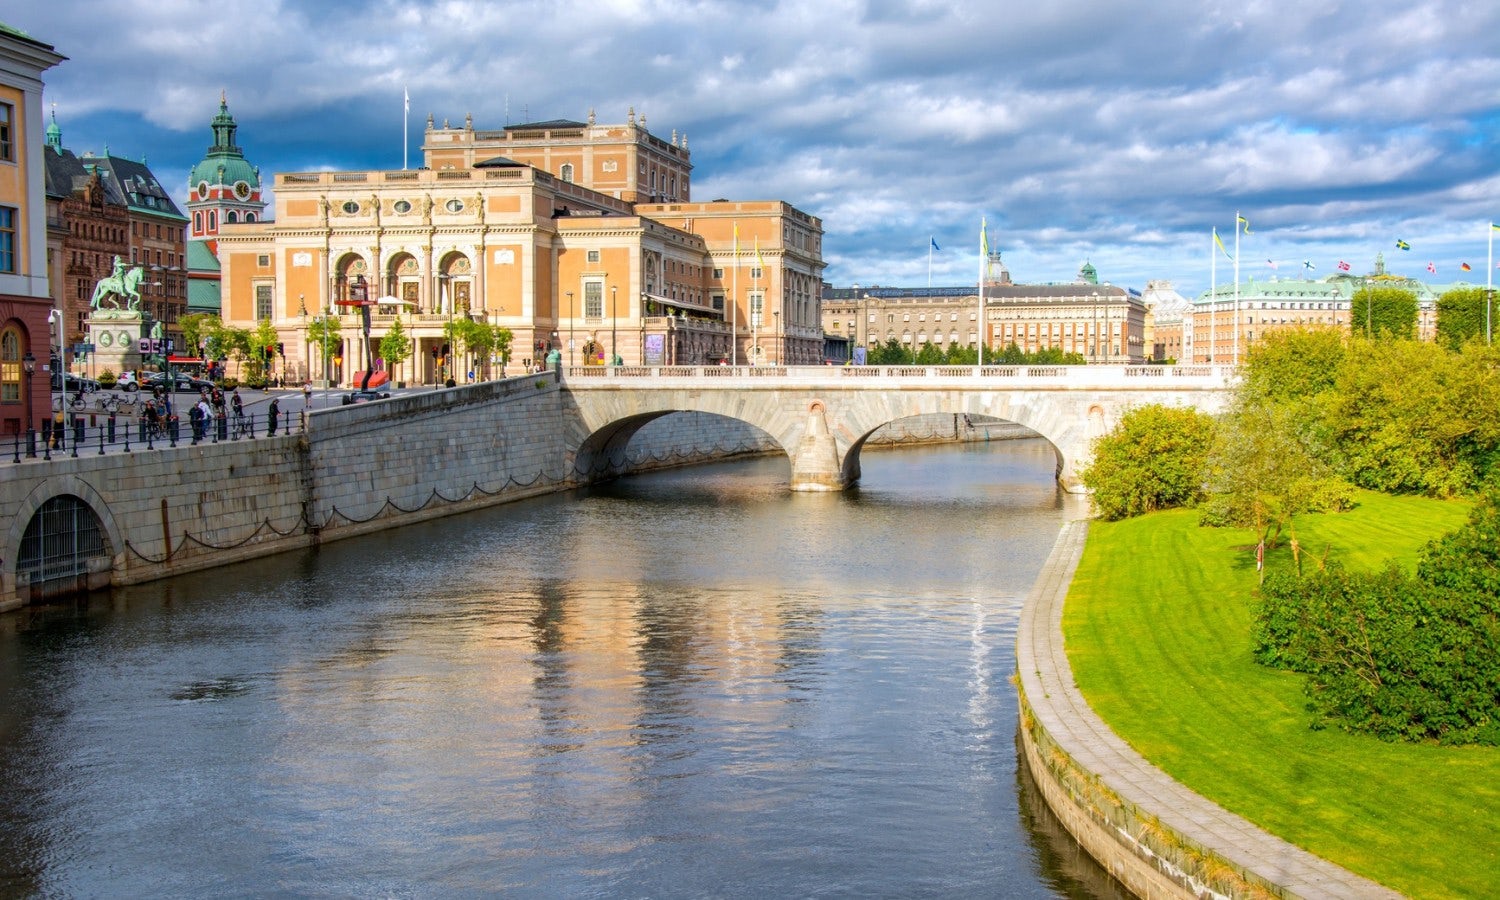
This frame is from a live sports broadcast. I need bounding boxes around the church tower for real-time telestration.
[186,94,265,245]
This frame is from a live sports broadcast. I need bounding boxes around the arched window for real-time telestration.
[246,212,257,223]
[226,211,239,224]
[193,211,202,233]
[208,210,217,231]
[560,163,574,183]
[1,326,20,403]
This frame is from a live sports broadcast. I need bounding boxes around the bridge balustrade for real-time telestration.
[559,364,1234,384]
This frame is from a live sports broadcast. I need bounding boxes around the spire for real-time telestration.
[209,93,242,157]
[45,102,61,152]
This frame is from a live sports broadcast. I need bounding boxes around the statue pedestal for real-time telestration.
[86,311,148,380]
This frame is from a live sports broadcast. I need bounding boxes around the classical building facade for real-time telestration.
[1154,255,1455,364]
[0,21,64,438]
[822,258,1150,363]
[216,111,825,383]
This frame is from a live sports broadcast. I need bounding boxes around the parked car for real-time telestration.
[116,371,140,392]
[50,372,99,393]
[342,388,391,405]
[142,372,215,394]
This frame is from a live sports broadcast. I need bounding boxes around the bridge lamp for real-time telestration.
[47,308,67,437]
[610,285,618,366]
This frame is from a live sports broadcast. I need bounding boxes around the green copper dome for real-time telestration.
[188,96,260,196]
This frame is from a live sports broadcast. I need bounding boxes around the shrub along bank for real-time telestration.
[1063,492,1498,898]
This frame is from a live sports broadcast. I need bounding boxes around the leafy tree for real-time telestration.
[1239,327,1346,405]
[1199,399,1353,547]
[1080,404,1218,520]
[914,341,943,364]
[1254,489,1500,745]
[997,342,1025,364]
[1435,287,1493,351]
[179,313,212,356]
[1323,338,1500,496]
[249,318,278,380]
[1350,286,1418,340]
[490,324,514,371]
[306,314,342,382]
[379,318,412,381]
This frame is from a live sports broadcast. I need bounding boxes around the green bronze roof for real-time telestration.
[189,96,260,191]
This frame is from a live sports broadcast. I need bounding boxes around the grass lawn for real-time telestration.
[1063,491,1499,899]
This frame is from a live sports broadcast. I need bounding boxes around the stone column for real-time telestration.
[788,400,847,491]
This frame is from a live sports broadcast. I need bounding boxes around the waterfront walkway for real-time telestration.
[1017,519,1400,899]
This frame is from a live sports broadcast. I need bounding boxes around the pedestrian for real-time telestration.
[303,381,312,408]
[195,396,212,441]
[268,397,280,436]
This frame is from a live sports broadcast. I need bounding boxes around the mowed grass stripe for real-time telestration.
[1062,492,1498,899]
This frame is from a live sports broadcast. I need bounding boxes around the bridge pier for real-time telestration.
[788,400,847,492]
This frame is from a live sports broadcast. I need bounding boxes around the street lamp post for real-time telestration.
[1090,291,1099,363]
[298,294,307,385]
[610,285,618,366]
[22,351,35,457]
[773,309,781,365]
[47,309,65,447]
[566,290,575,367]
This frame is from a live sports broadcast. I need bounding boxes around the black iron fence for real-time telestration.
[9,406,310,463]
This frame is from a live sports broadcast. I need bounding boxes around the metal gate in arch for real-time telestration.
[17,494,109,600]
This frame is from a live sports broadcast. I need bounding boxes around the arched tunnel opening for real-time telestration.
[15,494,114,603]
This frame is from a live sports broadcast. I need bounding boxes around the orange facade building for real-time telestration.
[0,22,64,438]
[217,111,825,384]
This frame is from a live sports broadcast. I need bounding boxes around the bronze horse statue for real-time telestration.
[89,259,145,311]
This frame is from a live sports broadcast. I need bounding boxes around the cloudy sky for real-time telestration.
[12,0,1500,297]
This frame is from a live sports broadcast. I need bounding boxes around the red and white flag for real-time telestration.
[1427,262,1437,274]
[1337,260,1351,271]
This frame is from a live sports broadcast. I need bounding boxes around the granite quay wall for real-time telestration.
[1017,520,1401,900]
[0,375,791,612]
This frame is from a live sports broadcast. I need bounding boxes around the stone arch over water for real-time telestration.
[5,475,121,602]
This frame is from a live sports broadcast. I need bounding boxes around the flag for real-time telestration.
[755,237,764,269]
[1338,260,1351,271]
[1427,261,1437,274]
[931,236,940,252]
[1266,259,1277,269]
[1396,239,1411,250]
[1461,262,1472,272]
[1303,260,1315,271]
[1492,223,1500,231]
[1212,228,1232,260]
[1237,215,1251,234]
[980,218,988,258]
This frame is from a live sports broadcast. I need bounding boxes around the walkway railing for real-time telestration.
[8,407,309,464]
[562,363,1235,385]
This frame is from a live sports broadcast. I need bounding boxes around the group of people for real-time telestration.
[137,386,281,442]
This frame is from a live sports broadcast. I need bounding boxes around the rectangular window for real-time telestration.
[750,267,763,280]
[0,103,11,161]
[257,254,270,267]
[0,207,14,273]
[586,250,600,264]
[585,282,604,318]
[255,284,273,321]
[712,268,724,279]
[711,292,724,311]
[750,292,764,330]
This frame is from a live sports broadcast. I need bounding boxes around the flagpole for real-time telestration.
[928,237,933,288]
[1210,228,1216,365]
[403,87,409,171]
[1482,222,1494,345]
[977,219,986,372]
[754,238,761,364]
[731,222,739,367]
[1233,211,1241,366]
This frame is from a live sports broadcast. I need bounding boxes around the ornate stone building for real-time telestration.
[216,111,826,384]
[822,258,1150,363]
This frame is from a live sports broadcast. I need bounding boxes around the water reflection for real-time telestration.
[0,438,1116,897]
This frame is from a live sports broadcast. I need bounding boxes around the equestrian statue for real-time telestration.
[89,256,145,312]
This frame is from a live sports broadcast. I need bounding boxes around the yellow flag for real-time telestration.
[1213,227,1232,260]
[755,237,765,269]
[980,218,988,258]
[1237,214,1252,234]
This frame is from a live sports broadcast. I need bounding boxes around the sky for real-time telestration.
[11,0,1500,298]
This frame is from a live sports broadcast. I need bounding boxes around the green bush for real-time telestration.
[1254,490,1500,745]
[1081,404,1216,520]
[98,369,117,389]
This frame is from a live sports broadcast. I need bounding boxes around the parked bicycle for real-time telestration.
[231,413,253,439]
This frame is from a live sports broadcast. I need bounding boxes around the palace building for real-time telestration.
[823,257,1151,363]
[216,109,825,384]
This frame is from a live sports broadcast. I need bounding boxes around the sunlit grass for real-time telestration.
[1063,492,1498,898]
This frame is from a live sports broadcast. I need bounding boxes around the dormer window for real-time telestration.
[560,163,574,183]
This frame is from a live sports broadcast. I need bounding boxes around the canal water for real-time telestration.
[0,438,1126,898]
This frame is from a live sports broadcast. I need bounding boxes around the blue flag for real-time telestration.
[930,236,940,251]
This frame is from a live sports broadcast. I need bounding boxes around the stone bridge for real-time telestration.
[1,364,1233,610]
[561,364,1235,491]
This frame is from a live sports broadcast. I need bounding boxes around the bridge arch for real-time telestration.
[5,475,123,602]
